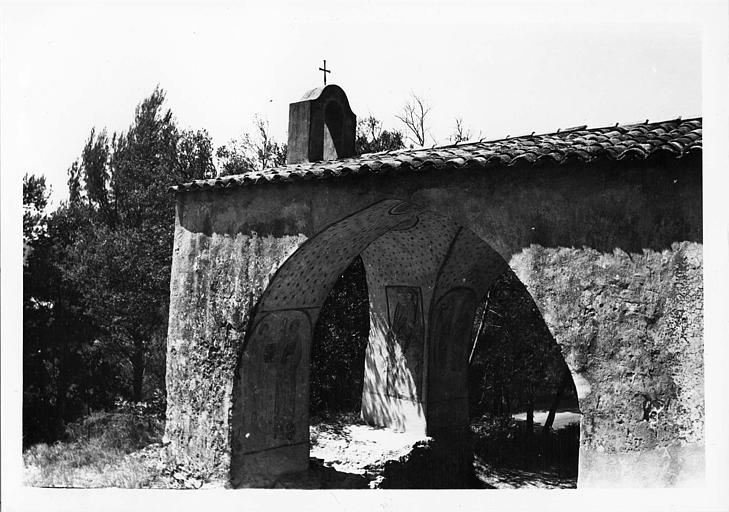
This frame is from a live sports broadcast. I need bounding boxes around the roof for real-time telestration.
[172,117,701,193]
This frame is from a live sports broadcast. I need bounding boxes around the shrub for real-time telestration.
[64,403,163,453]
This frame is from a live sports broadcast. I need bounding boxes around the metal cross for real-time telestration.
[318,59,331,85]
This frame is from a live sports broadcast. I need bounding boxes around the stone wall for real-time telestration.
[511,242,704,486]
[164,226,306,476]
[165,152,702,486]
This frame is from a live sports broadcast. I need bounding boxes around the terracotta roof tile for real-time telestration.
[172,117,701,192]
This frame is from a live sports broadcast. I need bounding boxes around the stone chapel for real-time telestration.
[164,84,703,487]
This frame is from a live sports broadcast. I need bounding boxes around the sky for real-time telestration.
[1,1,703,208]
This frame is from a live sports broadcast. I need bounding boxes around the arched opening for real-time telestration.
[468,271,581,488]
[309,256,369,419]
[229,199,581,488]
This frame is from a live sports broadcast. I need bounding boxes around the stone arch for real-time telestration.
[229,198,581,487]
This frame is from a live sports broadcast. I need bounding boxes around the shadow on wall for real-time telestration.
[469,154,702,258]
[176,153,702,259]
[306,252,431,433]
[360,309,424,431]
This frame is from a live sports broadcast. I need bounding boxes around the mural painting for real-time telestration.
[273,317,304,441]
[240,310,311,453]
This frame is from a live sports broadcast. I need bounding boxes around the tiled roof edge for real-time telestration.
[171,117,701,193]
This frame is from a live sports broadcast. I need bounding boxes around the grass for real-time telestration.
[23,410,166,488]
[24,440,158,488]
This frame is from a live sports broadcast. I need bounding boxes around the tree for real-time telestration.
[81,128,111,217]
[23,173,49,245]
[468,271,572,425]
[23,88,215,444]
[61,87,215,403]
[178,128,217,182]
[24,177,102,444]
[355,115,406,154]
[395,94,433,147]
[253,116,286,170]
[310,257,369,416]
[542,367,572,432]
[216,115,287,176]
[67,160,82,205]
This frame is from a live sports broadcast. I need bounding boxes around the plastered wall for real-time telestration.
[166,153,702,486]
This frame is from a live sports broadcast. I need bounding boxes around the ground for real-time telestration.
[304,411,579,489]
[23,410,579,489]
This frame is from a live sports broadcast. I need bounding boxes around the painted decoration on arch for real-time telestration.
[385,286,424,399]
[273,315,305,441]
[238,309,312,454]
[428,287,478,405]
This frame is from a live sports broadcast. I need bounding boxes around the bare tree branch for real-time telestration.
[395,93,432,147]
[451,117,472,143]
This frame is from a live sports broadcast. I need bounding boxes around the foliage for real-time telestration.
[471,415,579,487]
[23,173,49,244]
[23,192,104,444]
[310,257,370,415]
[23,87,215,446]
[63,407,164,452]
[216,115,286,176]
[61,86,215,402]
[355,116,405,154]
[468,270,576,421]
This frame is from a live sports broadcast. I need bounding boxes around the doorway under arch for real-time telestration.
[229,198,580,487]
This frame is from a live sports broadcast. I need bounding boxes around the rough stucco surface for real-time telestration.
[511,242,704,486]
[164,225,306,475]
[165,153,702,486]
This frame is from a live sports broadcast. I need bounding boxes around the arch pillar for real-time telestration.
[359,219,509,437]
[230,309,315,487]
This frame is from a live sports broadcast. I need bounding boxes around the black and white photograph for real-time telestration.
[2,1,728,510]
